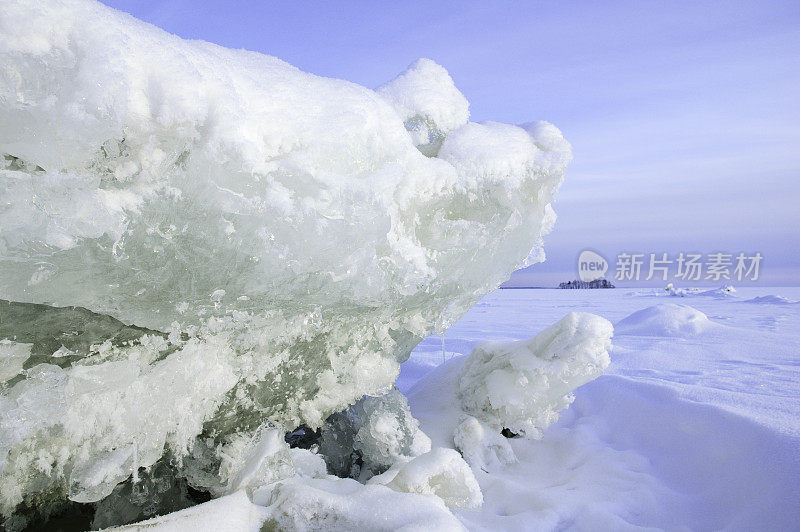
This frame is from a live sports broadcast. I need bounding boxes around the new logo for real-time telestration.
[578,250,608,282]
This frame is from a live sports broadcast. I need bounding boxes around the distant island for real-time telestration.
[559,279,615,289]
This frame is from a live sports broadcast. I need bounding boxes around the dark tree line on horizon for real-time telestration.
[558,279,615,289]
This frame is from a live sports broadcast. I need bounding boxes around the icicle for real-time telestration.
[132,441,139,483]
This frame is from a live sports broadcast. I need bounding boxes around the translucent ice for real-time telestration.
[218,423,295,495]
[0,340,30,383]
[0,0,571,518]
[319,388,431,479]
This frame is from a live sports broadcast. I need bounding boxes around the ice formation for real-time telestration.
[0,0,572,523]
[319,388,431,479]
[369,447,483,509]
[452,415,517,470]
[376,58,470,156]
[404,313,613,475]
[0,340,29,383]
[458,312,613,437]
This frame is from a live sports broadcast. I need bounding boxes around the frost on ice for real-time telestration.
[0,0,572,525]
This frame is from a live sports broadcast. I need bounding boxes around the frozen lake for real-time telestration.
[402,286,800,529]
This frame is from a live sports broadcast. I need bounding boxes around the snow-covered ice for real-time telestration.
[318,387,431,479]
[458,312,612,438]
[0,0,571,519]
[368,447,483,509]
[402,286,800,530]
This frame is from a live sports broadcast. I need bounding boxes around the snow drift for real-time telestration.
[0,0,571,523]
[615,304,718,337]
[406,313,613,470]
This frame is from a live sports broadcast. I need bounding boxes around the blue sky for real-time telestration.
[103,0,800,286]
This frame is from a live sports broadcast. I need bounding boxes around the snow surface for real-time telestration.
[401,286,800,530]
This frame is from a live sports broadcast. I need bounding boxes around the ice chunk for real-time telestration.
[453,415,517,470]
[0,0,568,426]
[0,340,30,383]
[352,389,432,474]
[219,423,295,495]
[109,490,269,532]
[370,447,483,509]
[458,312,613,437]
[288,448,328,479]
[177,423,296,501]
[615,304,717,337]
[0,0,570,517]
[319,388,431,478]
[377,58,469,155]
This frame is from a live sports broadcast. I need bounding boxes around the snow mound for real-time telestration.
[369,447,483,509]
[253,477,463,531]
[744,295,798,305]
[0,0,571,518]
[698,285,737,298]
[458,312,613,437]
[567,375,800,531]
[615,304,717,337]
